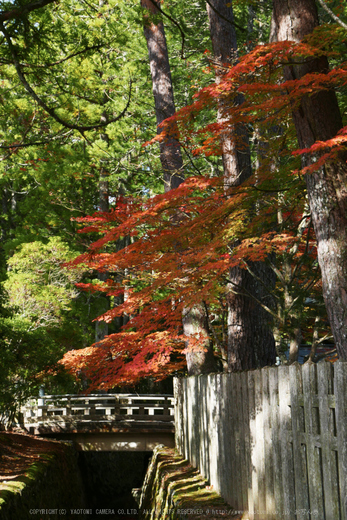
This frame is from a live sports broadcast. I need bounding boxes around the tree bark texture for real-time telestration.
[206,0,251,186]
[95,173,109,342]
[227,262,276,370]
[207,0,276,371]
[95,106,110,343]
[141,0,183,192]
[142,0,216,374]
[272,0,347,360]
[182,304,218,375]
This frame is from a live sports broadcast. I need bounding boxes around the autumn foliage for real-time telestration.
[61,23,346,389]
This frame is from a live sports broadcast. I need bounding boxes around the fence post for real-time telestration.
[278,365,295,520]
[199,375,209,480]
[289,363,309,520]
[174,378,183,454]
[247,369,256,520]
[302,362,324,516]
[262,367,276,520]
[269,366,284,517]
[317,361,339,520]
[335,361,347,520]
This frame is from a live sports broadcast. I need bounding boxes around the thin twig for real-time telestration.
[0,130,73,149]
[21,44,105,69]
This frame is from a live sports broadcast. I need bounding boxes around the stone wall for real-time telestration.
[138,446,240,520]
[0,437,86,520]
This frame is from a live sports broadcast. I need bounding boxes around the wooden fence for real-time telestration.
[174,361,347,520]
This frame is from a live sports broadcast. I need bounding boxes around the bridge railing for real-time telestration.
[21,394,175,429]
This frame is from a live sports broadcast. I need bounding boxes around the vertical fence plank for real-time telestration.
[227,372,236,509]
[197,376,205,477]
[262,367,275,520]
[186,377,193,461]
[186,377,193,463]
[318,362,339,520]
[214,374,222,493]
[195,375,201,470]
[220,373,234,508]
[192,378,198,464]
[302,362,324,516]
[240,371,250,517]
[269,367,283,517]
[188,376,198,469]
[253,369,266,519]
[235,372,247,513]
[208,374,220,489]
[278,365,296,520]
[230,372,242,511]
[183,377,189,461]
[335,361,347,520]
[215,373,230,496]
[202,374,210,481]
[204,374,212,483]
[289,363,310,520]
[173,378,182,454]
[248,370,256,520]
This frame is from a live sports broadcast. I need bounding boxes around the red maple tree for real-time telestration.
[60,21,346,389]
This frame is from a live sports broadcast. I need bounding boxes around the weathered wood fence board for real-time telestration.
[289,363,309,520]
[335,362,347,520]
[262,368,275,520]
[268,366,283,519]
[174,361,347,520]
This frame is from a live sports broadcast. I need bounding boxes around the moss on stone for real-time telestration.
[138,446,243,520]
[0,433,85,520]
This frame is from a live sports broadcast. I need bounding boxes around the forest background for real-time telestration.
[1,0,347,423]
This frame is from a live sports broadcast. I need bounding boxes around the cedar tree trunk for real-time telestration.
[141,0,183,192]
[95,109,110,343]
[272,0,347,360]
[207,0,276,371]
[142,0,217,374]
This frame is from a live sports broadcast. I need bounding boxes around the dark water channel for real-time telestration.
[76,451,151,520]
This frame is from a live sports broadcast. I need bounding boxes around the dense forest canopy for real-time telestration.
[1,0,347,416]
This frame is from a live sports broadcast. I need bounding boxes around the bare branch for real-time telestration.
[0,0,58,22]
[241,259,281,301]
[225,276,280,322]
[0,0,57,22]
[316,0,347,31]
[0,130,73,149]
[21,44,105,69]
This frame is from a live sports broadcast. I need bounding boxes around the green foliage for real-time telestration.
[0,317,75,426]
[4,238,82,329]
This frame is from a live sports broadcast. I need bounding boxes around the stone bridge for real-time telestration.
[20,394,175,452]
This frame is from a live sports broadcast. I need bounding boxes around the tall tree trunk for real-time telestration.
[95,101,110,343]
[272,0,347,360]
[95,171,110,343]
[141,0,183,192]
[182,304,217,375]
[142,0,216,374]
[206,0,276,371]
